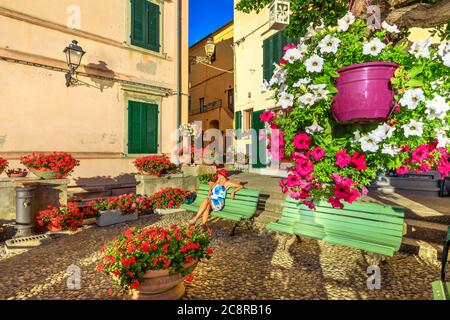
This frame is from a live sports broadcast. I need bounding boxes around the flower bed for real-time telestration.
[21,152,79,179]
[36,202,84,232]
[133,155,177,176]
[0,157,8,174]
[97,224,213,293]
[262,12,450,209]
[85,194,153,216]
[149,188,191,209]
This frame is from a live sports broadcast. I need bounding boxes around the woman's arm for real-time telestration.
[226,181,243,200]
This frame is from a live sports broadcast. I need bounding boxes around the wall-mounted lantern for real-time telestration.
[269,0,291,31]
[63,40,86,87]
[190,38,216,65]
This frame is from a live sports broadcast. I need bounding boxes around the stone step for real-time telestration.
[401,237,448,264]
[404,218,449,244]
[372,176,441,189]
[369,185,441,197]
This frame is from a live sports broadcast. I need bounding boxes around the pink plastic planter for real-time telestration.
[332,61,399,124]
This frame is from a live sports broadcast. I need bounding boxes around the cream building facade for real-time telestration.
[0,0,189,188]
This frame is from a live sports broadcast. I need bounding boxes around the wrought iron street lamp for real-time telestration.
[190,37,216,65]
[63,40,86,87]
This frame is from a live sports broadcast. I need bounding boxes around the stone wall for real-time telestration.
[0,177,68,223]
[135,174,198,197]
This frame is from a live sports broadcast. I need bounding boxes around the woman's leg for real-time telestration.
[189,198,210,225]
[201,201,212,226]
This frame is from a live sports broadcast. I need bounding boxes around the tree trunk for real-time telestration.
[350,0,450,29]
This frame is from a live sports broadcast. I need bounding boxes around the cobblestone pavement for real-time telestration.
[0,212,440,300]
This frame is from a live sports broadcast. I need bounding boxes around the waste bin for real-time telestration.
[15,186,36,237]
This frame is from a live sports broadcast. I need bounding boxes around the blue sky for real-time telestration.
[189,0,234,46]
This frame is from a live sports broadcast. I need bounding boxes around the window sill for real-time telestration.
[122,42,167,59]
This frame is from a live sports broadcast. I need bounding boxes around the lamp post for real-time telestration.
[63,40,86,87]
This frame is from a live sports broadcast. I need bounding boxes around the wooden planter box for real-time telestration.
[96,210,138,227]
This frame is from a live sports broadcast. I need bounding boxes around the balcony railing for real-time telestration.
[190,99,222,116]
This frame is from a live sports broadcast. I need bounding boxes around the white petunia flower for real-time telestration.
[438,41,450,58]
[298,93,316,107]
[381,21,400,34]
[261,79,270,93]
[425,93,450,120]
[318,35,341,54]
[373,123,396,140]
[436,130,450,148]
[293,77,311,88]
[359,134,382,152]
[315,88,330,101]
[305,121,324,135]
[297,43,309,56]
[363,38,386,56]
[399,88,425,110]
[382,144,402,157]
[277,92,294,109]
[283,48,302,64]
[409,38,432,59]
[402,119,424,137]
[308,84,327,91]
[443,54,450,67]
[337,12,355,32]
[305,54,324,73]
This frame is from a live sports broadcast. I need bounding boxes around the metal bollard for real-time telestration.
[15,186,36,237]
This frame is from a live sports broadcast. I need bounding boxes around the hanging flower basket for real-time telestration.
[332,62,398,124]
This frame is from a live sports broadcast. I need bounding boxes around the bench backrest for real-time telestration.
[193,184,260,212]
[283,197,405,249]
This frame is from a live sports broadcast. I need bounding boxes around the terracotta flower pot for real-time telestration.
[48,225,63,232]
[29,168,59,180]
[332,61,399,124]
[128,260,198,300]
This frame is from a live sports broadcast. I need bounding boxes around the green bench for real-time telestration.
[432,226,450,300]
[267,197,405,258]
[181,184,260,235]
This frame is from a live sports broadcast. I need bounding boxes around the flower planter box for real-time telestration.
[332,62,398,124]
[154,208,185,215]
[96,210,138,227]
[127,260,198,300]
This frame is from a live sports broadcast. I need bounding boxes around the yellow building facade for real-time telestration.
[188,21,234,136]
[0,0,189,188]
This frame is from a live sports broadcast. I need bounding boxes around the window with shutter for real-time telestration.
[128,100,158,154]
[131,0,161,52]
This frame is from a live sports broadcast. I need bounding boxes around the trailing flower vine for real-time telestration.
[261,12,450,209]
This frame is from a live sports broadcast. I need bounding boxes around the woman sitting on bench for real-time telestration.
[188,169,243,229]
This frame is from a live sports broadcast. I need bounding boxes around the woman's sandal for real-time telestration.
[199,223,208,232]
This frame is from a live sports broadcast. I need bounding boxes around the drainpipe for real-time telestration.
[176,0,182,127]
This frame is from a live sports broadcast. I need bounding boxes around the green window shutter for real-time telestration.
[128,100,142,154]
[128,101,158,154]
[146,103,158,154]
[235,111,242,130]
[146,1,160,52]
[131,0,146,48]
[263,36,273,81]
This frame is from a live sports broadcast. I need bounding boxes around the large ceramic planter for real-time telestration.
[332,62,399,124]
[96,210,138,227]
[29,168,59,180]
[128,260,198,300]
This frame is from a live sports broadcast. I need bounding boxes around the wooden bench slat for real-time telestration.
[282,205,404,226]
[295,209,404,234]
[268,196,405,257]
[432,281,450,300]
[285,198,404,217]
